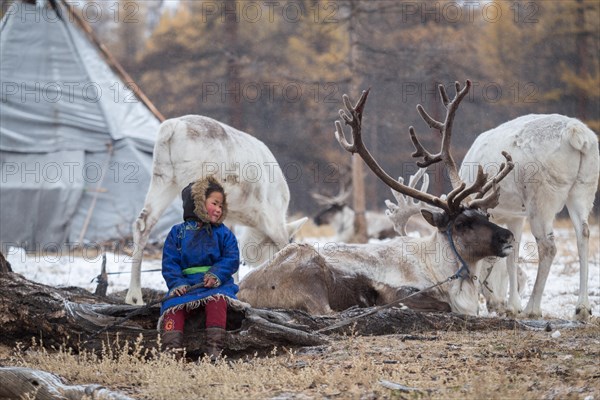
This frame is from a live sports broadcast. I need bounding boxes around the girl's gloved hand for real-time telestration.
[203,273,219,288]
[172,285,190,296]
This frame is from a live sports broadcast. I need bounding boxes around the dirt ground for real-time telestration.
[2,320,599,399]
[287,324,600,400]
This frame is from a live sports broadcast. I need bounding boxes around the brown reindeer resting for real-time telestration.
[311,182,397,242]
[239,80,516,315]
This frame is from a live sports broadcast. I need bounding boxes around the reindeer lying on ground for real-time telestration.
[459,114,599,320]
[311,169,432,242]
[126,115,307,305]
[239,80,515,316]
[384,168,528,313]
[312,187,397,242]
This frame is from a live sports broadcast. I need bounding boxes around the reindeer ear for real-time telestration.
[421,209,448,228]
[286,217,308,239]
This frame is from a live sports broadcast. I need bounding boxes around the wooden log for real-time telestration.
[0,250,12,273]
[0,271,328,355]
[0,270,578,358]
[0,366,135,400]
[314,305,525,335]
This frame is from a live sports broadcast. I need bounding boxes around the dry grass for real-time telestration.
[294,216,335,240]
[4,217,598,398]
[2,322,600,399]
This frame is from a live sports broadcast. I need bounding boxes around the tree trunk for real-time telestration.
[0,269,564,360]
[225,0,243,129]
[0,270,327,355]
[348,1,368,244]
[575,0,588,120]
[351,155,369,243]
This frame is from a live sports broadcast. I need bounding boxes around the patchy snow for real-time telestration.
[5,224,600,320]
[5,245,254,296]
[6,247,166,294]
[515,225,600,319]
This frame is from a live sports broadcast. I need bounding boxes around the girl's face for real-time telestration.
[205,191,224,223]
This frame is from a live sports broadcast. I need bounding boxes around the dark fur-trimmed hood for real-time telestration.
[181,176,228,225]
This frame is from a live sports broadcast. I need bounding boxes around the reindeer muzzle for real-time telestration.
[494,228,515,257]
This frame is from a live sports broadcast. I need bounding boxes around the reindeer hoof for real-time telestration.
[575,306,592,321]
[525,312,542,320]
[503,304,522,318]
[485,301,507,315]
[521,307,542,320]
[133,297,146,306]
[125,292,146,306]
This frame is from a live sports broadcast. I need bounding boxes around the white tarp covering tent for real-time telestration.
[0,0,180,252]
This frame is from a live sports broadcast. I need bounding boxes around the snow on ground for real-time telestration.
[6,224,600,320]
[518,225,600,319]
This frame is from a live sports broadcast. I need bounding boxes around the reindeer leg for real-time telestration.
[566,192,593,321]
[481,217,523,315]
[126,179,178,305]
[504,218,525,316]
[572,219,591,321]
[523,217,556,319]
[480,257,506,314]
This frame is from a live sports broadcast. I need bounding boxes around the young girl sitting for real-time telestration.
[158,176,240,360]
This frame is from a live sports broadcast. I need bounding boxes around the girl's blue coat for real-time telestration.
[160,220,240,315]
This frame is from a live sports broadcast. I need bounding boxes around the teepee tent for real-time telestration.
[0,0,180,251]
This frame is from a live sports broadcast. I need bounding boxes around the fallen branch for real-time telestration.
[0,367,135,400]
[379,379,424,394]
[0,271,327,354]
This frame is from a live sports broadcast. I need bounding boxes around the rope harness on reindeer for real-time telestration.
[317,221,475,334]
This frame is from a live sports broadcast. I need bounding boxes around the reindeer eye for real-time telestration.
[455,220,471,230]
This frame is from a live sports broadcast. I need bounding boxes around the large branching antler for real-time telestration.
[468,151,514,210]
[409,80,471,188]
[409,80,514,212]
[335,89,450,213]
[311,185,352,206]
[311,165,352,206]
[335,81,514,216]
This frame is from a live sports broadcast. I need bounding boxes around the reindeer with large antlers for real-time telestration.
[384,168,529,313]
[238,81,515,315]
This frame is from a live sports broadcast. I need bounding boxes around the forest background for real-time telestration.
[3,0,598,217]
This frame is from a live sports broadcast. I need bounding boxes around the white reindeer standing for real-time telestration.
[459,114,599,320]
[126,115,307,305]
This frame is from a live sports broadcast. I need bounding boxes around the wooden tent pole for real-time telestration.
[55,0,166,122]
[77,143,114,244]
